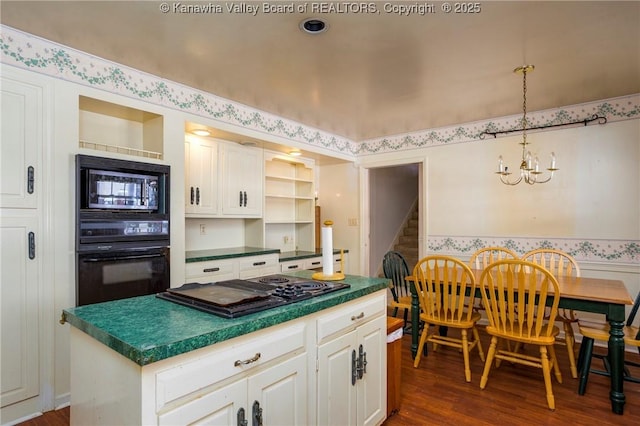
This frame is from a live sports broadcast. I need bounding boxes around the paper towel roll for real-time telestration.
[321,225,334,276]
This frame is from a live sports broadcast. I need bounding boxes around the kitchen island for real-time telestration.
[63,271,389,425]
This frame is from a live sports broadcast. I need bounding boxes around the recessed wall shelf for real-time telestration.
[79,96,164,159]
[263,151,316,252]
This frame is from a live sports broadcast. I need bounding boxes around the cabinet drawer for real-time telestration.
[281,260,305,272]
[304,257,323,270]
[185,259,237,282]
[316,292,385,343]
[238,254,279,279]
[155,322,306,412]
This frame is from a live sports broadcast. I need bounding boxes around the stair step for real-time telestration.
[399,234,418,244]
[403,227,418,236]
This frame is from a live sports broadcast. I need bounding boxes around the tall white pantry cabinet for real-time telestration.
[0,66,52,420]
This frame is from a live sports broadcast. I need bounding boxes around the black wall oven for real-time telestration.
[76,154,170,306]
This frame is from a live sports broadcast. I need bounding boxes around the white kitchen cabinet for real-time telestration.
[68,289,387,426]
[316,293,386,426]
[185,253,279,283]
[220,141,263,217]
[264,151,315,251]
[0,68,49,422]
[156,333,307,426]
[185,258,237,283]
[184,136,218,216]
[238,253,280,279]
[70,320,308,425]
[304,257,324,270]
[280,259,306,273]
[1,73,41,209]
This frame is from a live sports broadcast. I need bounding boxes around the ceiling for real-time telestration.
[2,1,639,142]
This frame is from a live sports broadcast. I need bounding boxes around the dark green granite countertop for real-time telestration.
[186,246,280,263]
[185,246,350,263]
[279,249,349,262]
[63,270,389,367]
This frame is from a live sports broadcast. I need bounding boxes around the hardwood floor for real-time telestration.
[17,325,640,426]
[383,326,640,426]
[15,406,69,426]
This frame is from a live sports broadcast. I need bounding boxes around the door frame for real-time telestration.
[358,155,428,276]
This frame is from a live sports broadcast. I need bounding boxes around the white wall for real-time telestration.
[357,118,640,321]
[425,120,639,239]
[317,162,360,275]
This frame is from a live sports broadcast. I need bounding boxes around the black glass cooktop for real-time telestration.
[156,274,349,318]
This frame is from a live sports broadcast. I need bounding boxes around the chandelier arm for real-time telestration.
[499,173,523,186]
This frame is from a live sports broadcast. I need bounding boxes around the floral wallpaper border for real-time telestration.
[428,236,640,265]
[1,25,639,158]
[1,26,639,266]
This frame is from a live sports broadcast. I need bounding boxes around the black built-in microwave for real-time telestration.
[76,154,170,250]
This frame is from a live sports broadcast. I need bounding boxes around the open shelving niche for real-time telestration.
[249,150,316,252]
[78,96,164,159]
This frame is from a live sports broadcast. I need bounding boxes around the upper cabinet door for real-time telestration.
[184,137,218,216]
[220,142,263,217]
[1,75,42,209]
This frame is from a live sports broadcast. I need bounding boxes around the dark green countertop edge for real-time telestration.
[279,249,349,262]
[63,271,389,367]
[185,246,349,263]
[185,246,280,263]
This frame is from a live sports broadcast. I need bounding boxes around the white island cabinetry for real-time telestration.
[317,292,387,426]
[69,290,388,426]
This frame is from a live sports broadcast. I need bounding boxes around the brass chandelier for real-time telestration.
[496,65,558,185]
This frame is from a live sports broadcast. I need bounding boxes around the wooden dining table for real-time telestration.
[406,270,634,414]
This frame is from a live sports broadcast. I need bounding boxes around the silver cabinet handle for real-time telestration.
[234,352,261,366]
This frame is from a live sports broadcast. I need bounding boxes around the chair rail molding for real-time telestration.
[427,235,640,267]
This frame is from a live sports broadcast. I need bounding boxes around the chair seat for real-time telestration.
[486,322,560,345]
[579,322,639,343]
[420,310,482,329]
[389,296,412,310]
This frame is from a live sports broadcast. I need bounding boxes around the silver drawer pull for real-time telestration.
[234,352,261,367]
[351,312,365,321]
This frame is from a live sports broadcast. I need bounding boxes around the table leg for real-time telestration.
[608,319,626,414]
[411,290,420,358]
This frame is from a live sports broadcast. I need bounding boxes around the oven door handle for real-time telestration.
[82,253,164,262]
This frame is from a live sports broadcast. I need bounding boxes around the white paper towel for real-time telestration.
[321,225,334,276]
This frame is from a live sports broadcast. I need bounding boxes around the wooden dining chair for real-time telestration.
[412,255,485,382]
[468,247,518,312]
[383,251,412,328]
[576,291,640,395]
[479,259,563,410]
[522,248,581,379]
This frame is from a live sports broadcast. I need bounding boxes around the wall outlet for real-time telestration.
[348,218,359,226]
[199,224,206,235]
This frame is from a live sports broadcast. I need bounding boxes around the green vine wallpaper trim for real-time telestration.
[428,236,639,264]
[2,26,639,265]
[2,25,639,158]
